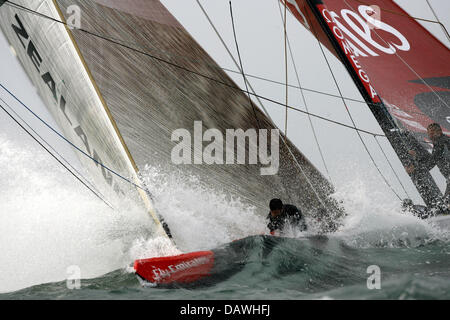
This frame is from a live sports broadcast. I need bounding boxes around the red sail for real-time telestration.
[284,0,450,145]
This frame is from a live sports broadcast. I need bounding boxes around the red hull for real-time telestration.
[134,251,215,285]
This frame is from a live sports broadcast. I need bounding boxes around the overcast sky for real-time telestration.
[0,0,449,206]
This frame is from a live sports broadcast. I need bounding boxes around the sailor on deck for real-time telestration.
[406,123,450,210]
[267,198,307,235]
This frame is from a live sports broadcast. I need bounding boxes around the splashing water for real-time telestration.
[330,178,448,248]
[0,134,449,297]
[139,164,268,252]
[0,135,170,293]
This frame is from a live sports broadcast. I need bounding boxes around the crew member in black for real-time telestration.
[407,123,450,198]
[267,198,307,235]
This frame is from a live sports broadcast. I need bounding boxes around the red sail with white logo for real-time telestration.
[283,0,450,206]
[285,0,450,141]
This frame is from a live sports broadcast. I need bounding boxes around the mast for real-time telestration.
[300,0,443,207]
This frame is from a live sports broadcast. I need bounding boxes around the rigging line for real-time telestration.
[198,0,329,209]
[341,1,450,178]
[102,0,374,115]
[7,0,381,137]
[373,135,411,199]
[90,1,374,111]
[383,104,440,118]
[343,0,450,111]
[8,0,449,94]
[230,2,328,209]
[39,1,439,117]
[278,0,333,183]
[225,66,442,118]
[0,83,147,193]
[194,0,387,138]
[87,4,171,207]
[287,106,384,136]
[341,1,449,177]
[94,0,183,102]
[95,0,250,89]
[283,0,289,136]
[312,1,440,188]
[335,1,436,165]
[3,0,238,86]
[228,2,327,209]
[195,1,380,136]
[425,0,450,44]
[95,0,265,99]
[228,2,329,210]
[224,67,440,119]
[19,0,358,108]
[223,67,365,104]
[5,0,446,119]
[194,0,271,121]
[306,4,403,201]
[102,2,380,113]
[351,0,450,42]
[0,100,114,209]
[0,96,109,204]
[190,0,293,203]
[228,1,261,129]
[80,3,449,122]
[4,1,384,137]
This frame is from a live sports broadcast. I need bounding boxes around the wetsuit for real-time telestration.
[267,204,307,234]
